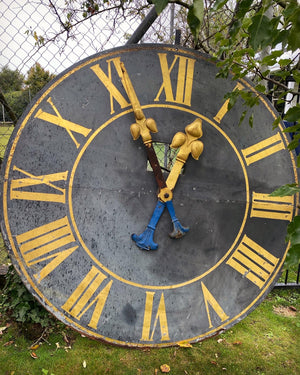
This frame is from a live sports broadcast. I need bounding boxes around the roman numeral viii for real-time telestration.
[62,266,113,330]
[10,166,68,203]
[35,97,92,149]
[16,216,78,283]
[154,53,195,106]
[226,235,279,289]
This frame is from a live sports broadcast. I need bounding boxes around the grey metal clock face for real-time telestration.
[0,44,298,347]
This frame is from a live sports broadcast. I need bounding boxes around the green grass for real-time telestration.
[0,289,299,375]
[0,122,13,159]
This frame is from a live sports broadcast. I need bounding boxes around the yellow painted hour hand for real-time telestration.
[120,61,157,145]
[120,61,172,199]
[165,118,204,192]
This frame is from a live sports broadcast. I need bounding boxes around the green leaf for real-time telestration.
[283,123,300,133]
[270,184,300,197]
[284,244,300,268]
[249,113,253,128]
[286,216,300,257]
[152,0,168,14]
[236,0,253,19]
[272,116,281,129]
[255,84,266,93]
[248,14,273,50]
[292,69,300,84]
[212,0,229,11]
[278,59,292,67]
[238,110,247,126]
[284,105,300,123]
[261,50,282,66]
[187,0,204,44]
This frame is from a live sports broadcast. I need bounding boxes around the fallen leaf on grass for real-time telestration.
[232,341,242,345]
[0,326,7,334]
[217,339,224,343]
[30,351,38,359]
[160,364,170,373]
[3,340,14,347]
[30,344,40,350]
[177,341,193,348]
[62,331,70,344]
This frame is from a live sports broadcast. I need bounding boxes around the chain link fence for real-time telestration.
[0,0,182,159]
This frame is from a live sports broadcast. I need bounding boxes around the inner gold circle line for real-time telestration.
[68,104,250,290]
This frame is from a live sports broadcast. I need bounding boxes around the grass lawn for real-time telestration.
[0,288,299,375]
[0,123,13,159]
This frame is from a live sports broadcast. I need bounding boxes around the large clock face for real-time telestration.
[0,45,298,347]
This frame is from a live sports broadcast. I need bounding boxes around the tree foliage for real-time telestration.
[0,65,24,93]
[25,63,56,98]
[0,64,55,122]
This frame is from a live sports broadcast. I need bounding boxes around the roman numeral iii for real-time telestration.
[251,192,294,221]
[16,216,78,283]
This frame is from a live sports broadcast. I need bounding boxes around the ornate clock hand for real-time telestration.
[166,118,204,191]
[120,61,190,249]
[120,62,202,250]
[131,119,204,250]
[120,61,171,197]
[156,119,204,238]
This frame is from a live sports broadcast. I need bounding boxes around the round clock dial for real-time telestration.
[1,45,298,347]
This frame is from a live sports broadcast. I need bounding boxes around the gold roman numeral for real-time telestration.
[141,292,170,342]
[35,97,92,149]
[90,57,131,114]
[62,265,112,330]
[10,166,68,203]
[241,133,285,166]
[226,235,279,289]
[201,282,229,328]
[251,192,294,221]
[16,216,78,283]
[213,82,244,123]
[154,53,195,106]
